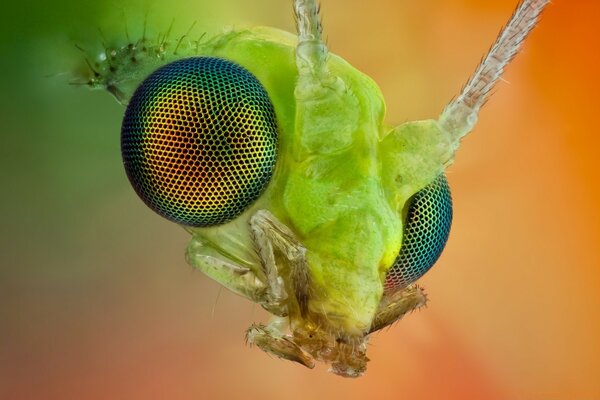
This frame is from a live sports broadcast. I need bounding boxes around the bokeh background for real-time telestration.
[1,0,599,399]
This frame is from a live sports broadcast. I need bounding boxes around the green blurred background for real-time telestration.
[2,0,599,399]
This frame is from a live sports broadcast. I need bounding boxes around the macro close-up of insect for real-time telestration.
[3,0,600,398]
[73,0,548,377]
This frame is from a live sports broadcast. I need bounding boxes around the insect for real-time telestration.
[76,0,549,377]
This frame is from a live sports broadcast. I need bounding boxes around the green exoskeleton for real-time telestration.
[76,0,549,376]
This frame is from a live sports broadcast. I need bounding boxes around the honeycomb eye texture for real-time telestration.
[384,174,453,292]
[121,57,278,227]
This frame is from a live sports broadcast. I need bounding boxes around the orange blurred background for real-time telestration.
[1,0,598,399]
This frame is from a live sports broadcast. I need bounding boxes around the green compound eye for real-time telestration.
[121,57,278,227]
[384,174,453,292]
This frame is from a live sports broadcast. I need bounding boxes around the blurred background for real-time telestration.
[1,0,598,399]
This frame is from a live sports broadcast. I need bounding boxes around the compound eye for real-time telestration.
[121,57,278,227]
[384,174,453,292]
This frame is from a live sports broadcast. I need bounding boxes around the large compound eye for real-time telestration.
[121,57,278,227]
[384,174,453,292]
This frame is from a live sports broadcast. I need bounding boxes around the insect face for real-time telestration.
[121,57,278,227]
[77,0,549,377]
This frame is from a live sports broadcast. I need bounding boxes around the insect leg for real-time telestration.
[185,236,270,307]
[249,210,311,317]
[368,285,428,333]
[438,0,550,145]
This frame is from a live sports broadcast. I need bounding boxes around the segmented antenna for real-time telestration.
[439,0,550,141]
[293,0,328,78]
